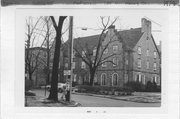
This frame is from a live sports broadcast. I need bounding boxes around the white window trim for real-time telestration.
[154,51,157,59]
[138,46,141,55]
[112,73,118,86]
[147,49,149,56]
[138,59,141,68]
[153,62,157,70]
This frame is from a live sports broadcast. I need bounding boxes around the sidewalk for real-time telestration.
[72,92,161,103]
[25,90,81,107]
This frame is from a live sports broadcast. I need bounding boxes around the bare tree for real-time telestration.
[74,17,121,86]
[25,16,46,81]
[48,16,67,101]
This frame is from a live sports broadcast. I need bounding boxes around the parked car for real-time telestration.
[43,83,66,93]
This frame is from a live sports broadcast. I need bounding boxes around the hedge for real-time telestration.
[76,85,133,94]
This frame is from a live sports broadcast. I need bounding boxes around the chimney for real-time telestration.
[141,18,151,36]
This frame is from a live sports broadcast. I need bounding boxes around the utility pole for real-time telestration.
[68,16,73,101]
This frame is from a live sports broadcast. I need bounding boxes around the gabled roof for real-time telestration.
[118,28,143,49]
[73,28,143,50]
[74,34,101,50]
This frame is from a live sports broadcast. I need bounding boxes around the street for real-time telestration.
[28,89,160,107]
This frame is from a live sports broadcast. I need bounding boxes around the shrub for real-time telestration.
[145,81,161,92]
[125,81,145,92]
[76,85,133,95]
[25,79,33,91]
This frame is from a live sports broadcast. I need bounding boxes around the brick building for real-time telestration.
[72,18,161,87]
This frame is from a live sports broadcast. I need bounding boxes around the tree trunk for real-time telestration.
[48,16,66,101]
[48,32,61,101]
[89,69,96,86]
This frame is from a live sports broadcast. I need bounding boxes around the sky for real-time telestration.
[70,10,168,46]
[27,9,168,47]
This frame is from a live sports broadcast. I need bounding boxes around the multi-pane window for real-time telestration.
[154,51,157,59]
[93,48,97,56]
[113,58,118,66]
[153,62,157,70]
[113,45,118,53]
[147,61,149,69]
[138,46,141,55]
[147,49,149,56]
[137,59,141,68]
[81,61,86,69]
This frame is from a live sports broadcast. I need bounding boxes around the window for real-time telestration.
[113,58,118,66]
[156,77,160,86]
[147,49,149,56]
[153,62,157,70]
[112,73,118,86]
[152,76,157,83]
[135,73,141,82]
[137,59,141,68]
[142,75,146,84]
[101,73,106,86]
[154,51,157,59]
[82,51,86,57]
[73,50,76,58]
[113,45,118,53]
[104,48,108,54]
[102,61,107,67]
[81,61,86,69]
[138,46,141,55]
[93,48,96,56]
[147,61,149,69]
[65,63,68,68]
[125,59,129,65]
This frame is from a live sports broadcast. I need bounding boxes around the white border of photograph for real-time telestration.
[1,6,179,119]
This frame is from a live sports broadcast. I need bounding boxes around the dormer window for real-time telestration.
[138,46,141,55]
